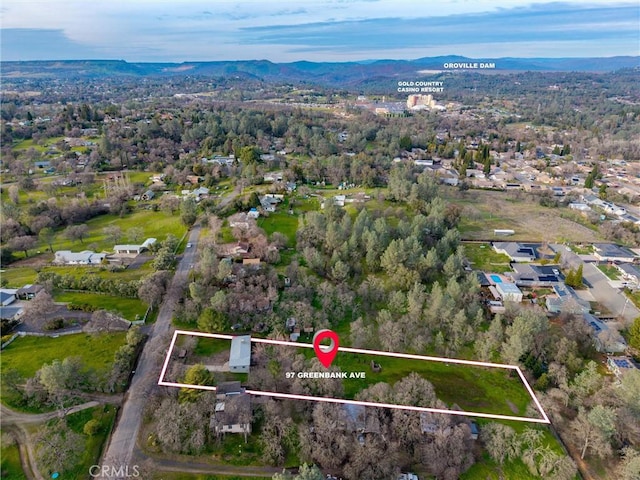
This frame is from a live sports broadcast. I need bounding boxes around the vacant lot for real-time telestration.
[444,189,602,243]
[1,332,126,379]
[54,291,147,321]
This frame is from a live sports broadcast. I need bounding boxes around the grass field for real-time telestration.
[0,267,39,287]
[257,211,298,247]
[1,333,126,379]
[45,210,187,253]
[463,242,512,273]
[54,291,147,320]
[0,435,25,480]
[1,262,154,288]
[442,189,602,243]
[1,333,126,410]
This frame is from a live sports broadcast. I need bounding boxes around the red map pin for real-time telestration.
[313,329,340,368]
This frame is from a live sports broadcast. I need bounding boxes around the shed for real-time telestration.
[229,335,251,373]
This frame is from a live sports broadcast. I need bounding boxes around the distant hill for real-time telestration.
[2,56,638,86]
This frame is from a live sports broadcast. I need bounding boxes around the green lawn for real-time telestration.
[0,267,39,288]
[624,289,640,309]
[54,291,147,321]
[463,242,513,273]
[597,264,620,280]
[321,350,534,417]
[1,333,126,410]
[257,211,298,248]
[0,436,26,480]
[42,210,187,254]
[1,333,126,379]
[54,404,117,479]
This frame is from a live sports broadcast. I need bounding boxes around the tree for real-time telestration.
[37,356,86,410]
[83,419,101,436]
[103,225,122,244]
[138,272,168,308]
[399,135,412,150]
[8,235,36,257]
[126,226,145,243]
[8,185,19,204]
[39,227,56,252]
[197,307,228,332]
[501,309,549,365]
[570,405,617,459]
[152,247,175,270]
[180,197,197,226]
[33,421,84,475]
[239,145,260,164]
[272,463,324,480]
[179,364,213,403]
[22,290,56,325]
[615,447,640,480]
[64,224,89,244]
[628,317,640,350]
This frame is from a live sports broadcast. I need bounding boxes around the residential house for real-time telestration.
[263,171,283,182]
[0,289,17,306]
[584,313,627,353]
[492,242,536,262]
[229,335,251,373]
[545,284,590,314]
[507,264,563,287]
[260,194,283,212]
[215,381,244,400]
[211,393,252,440]
[216,242,250,259]
[247,208,260,219]
[0,305,24,321]
[242,258,261,269]
[54,250,106,265]
[617,263,640,287]
[607,356,638,380]
[113,238,157,255]
[593,244,637,263]
[228,212,253,229]
[192,186,210,200]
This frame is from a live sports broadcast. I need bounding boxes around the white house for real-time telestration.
[496,283,523,302]
[54,250,106,265]
[229,335,251,373]
[211,393,252,438]
[113,238,157,255]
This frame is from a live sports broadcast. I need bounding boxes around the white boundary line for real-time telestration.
[159,330,550,424]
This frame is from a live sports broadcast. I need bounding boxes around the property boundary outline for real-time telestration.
[159,330,551,424]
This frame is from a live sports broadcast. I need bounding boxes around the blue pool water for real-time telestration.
[490,274,502,283]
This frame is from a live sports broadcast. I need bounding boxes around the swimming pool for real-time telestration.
[490,274,502,283]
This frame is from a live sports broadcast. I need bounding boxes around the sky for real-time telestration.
[1,0,639,62]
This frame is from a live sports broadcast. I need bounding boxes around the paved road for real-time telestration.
[102,226,201,478]
[551,244,639,324]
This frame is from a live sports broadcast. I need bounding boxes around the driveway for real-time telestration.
[551,244,639,324]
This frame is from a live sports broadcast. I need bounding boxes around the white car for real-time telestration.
[187,243,192,248]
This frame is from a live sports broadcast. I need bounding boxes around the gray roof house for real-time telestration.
[493,242,536,262]
[593,244,637,263]
[54,250,106,265]
[229,335,251,373]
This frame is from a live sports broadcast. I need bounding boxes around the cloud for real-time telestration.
[0,28,105,60]
[0,1,637,61]
[238,2,639,55]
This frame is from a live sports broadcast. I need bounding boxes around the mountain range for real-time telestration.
[2,56,638,86]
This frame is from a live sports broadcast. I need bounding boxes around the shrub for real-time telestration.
[83,419,101,436]
[44,318,65,331]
